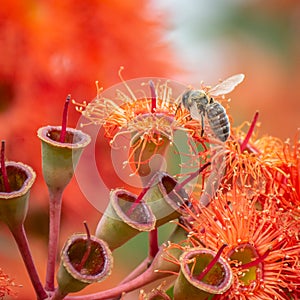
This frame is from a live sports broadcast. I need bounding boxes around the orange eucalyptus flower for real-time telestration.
[214,119,264,195]
[269,132,300,212]
[185,185,300,300]
[229,127,300,238]
[202,113,296,203]
[74,74,203,178]
[260,132,300,243]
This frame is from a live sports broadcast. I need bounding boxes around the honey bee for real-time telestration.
[180,74,245,142]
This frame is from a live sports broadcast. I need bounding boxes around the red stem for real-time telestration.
[196,244,227,281]
[149,80,156,114]
[51,288,67,300]
[240,111,259,152]
[1,140,11,192]
[149,229,159,258]
[11,224,48,299]
[66,265,170,300]
[45,189,63,291]
[175,162,211,193]
[59,95,71,143]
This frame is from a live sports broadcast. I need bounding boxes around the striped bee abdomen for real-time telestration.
[206,102,230,142]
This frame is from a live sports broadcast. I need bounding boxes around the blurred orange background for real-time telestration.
[0,0,299,299]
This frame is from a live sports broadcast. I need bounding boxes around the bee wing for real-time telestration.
[208,73,245,97]
[189,101,202,121]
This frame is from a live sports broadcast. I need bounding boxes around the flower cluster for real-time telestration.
[0,74,299,300]
[74,75,299,299]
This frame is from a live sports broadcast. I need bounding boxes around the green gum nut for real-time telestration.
[56,233,113,295]
[0,161,36,229]
[37,126,91,192]
[173,248,233,300]
[144,172,189,227]
[95,188,156,251]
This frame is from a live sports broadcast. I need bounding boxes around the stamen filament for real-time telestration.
[196,244,227,281]
[59,94,71,143]
[1,140,11,193]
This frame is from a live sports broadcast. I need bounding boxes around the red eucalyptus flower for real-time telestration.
[75,76,203,179]
[184,184,300,299]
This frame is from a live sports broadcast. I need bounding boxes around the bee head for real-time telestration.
[181,90,208,109]
[181,90,192,109]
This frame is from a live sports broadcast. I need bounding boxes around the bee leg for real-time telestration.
[200,115,205,137]
[201,128,204,137]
